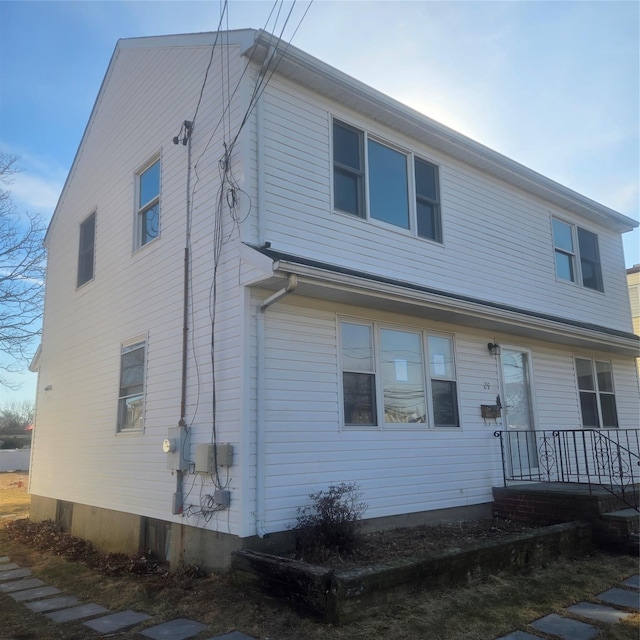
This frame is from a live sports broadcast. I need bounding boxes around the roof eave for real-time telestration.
[246,30,637,234]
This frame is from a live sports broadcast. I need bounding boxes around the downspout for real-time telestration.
[255,273,298,537]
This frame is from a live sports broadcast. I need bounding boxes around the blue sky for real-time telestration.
[0,0,638,402]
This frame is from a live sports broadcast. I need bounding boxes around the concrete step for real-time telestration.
[601,508,640,530]
[595,509,640,553]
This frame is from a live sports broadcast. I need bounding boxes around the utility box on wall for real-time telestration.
[163,427,190,471]
[195,443,234,474]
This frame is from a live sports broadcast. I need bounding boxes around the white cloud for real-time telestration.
[8,173,63,219]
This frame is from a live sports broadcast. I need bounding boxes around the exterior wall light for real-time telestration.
[487,342,501,356]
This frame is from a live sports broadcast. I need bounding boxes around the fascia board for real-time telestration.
[248,31,636,234]
[269,259,640,357]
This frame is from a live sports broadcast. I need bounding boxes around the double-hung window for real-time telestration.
[77,211,96,288]
[117,340,146,432]
[136,159,160,248]
[552,218,603,291]
[575,358,618,428]
[333,120,442,243]
[340,320,459,428]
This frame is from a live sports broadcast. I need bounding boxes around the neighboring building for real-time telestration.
[29,30,640,569]
[628,264,640,374]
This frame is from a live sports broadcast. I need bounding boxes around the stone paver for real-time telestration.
[622,575,640,591]
[9,585,62,602]
[494,633,541,640]
[0,568,31,581]
[83,610,152,633]
[0,562,20,572]
[531,613,598,640]
[207,633,258,640]
[567,601,632,624]
[597,587,640,609]
[45,603,110,623]
[25,595,80,613]
[140,618,208,640]
[0,577,44,593]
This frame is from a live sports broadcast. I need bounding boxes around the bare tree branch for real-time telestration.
[0,153,46,388]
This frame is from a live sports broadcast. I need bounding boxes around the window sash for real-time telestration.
[577,228,603,291]
[77,212,96,287]
[137,160,160,247]
[332,120,441,241]
[118,341,145,431]
[552,218,603,291]
[575,358,618,428]
[340,320,459,429]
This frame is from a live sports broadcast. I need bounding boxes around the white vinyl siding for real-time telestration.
[255,75,632,333]
[30,42,247,535]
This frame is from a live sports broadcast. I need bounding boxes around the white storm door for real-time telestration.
[500,348,538,476]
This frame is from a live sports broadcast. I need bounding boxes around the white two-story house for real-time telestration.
[29,29,640,570]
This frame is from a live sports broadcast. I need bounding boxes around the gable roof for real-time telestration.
[243,29,637,234]
[46,29,637,243]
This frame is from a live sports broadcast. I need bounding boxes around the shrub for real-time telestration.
[293,482,367,562]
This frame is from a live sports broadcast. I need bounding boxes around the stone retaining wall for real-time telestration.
[232,521,593,625]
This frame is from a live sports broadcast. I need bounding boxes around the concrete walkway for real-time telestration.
[1,552,638,639]
[496,574,639,640]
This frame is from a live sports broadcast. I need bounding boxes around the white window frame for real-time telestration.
[339,318,461,430]
[332,118,443,244]
[574,357,618,429]
[77,210,96,288]
[134,156,161,250]
[551,217,604,292]
[117,337,147,433]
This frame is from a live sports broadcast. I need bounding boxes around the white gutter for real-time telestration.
[255,274,298,537]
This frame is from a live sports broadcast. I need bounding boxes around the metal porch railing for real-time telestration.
[494,429,640,511]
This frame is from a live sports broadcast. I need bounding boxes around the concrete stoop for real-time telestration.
[493,483,640,553]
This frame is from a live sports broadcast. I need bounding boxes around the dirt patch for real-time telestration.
[0,471,30,518]
[290,518,542,568]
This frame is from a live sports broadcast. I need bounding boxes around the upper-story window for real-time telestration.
[77,211,96,288]
[136,158,160,248]
[333,120,442,243]
[117,339,146,432]
[340,320,459,428]
[552,218,603,291]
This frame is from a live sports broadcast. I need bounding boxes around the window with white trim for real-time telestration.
[117,340,146,432]
[552,218,603,291]
[340,320,459,428]
[333,120,442,243]
[136,159,160,248]
[77,211,96,287]
[575,357,618,428]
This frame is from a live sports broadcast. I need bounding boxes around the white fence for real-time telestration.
[0,449,30,472]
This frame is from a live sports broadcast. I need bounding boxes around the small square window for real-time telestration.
[136,159,160,248]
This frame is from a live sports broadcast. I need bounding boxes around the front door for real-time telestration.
[500,348,538,476]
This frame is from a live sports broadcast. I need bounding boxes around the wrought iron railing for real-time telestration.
[494,429,640,511]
